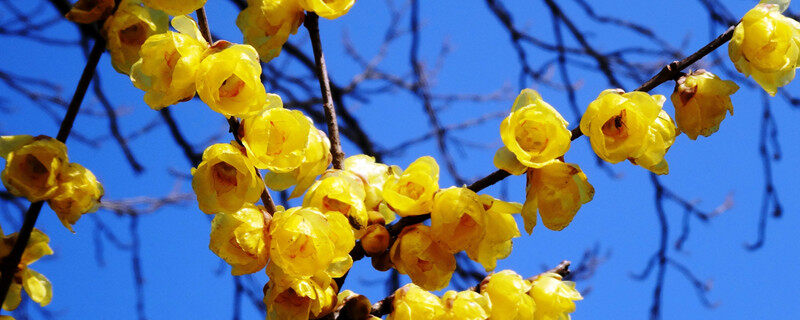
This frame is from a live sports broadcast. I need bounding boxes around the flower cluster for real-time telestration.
[1,135,103,232]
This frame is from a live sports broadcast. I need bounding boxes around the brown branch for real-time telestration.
[195,7,213,43]
[304,12,345,170]
[0,34,106,308]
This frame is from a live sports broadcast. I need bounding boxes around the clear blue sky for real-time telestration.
[1,0,799,319]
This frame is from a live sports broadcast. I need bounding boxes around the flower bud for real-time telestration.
[480,270,535,320]
[102,0,168,75]
[130,16,208,109]
[495,89,571,174]
[335,290,372,320]
[209,203,270,275]
[191,143,264,214]
[387,284,445,320]
[237,0,304,62]
[529,273,582,320]
[48,163,104,233]
[430,187,486,253]
[382,156,439,217]
[1,135,68,202]
[241,105,313,172]
[196,43,268,117]
[297,0,355,20]
[390,224,455,291]
[362,224,390,256]
[371,250,393,272]
[142,0,206,16]
[671,70,739,140]
[729,2,800,95]
[522,161,594,234]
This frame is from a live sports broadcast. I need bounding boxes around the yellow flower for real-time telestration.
[466,195,521,272]
[343,154,392,210]
[0,229,53,311]
[495,89,571,174]
[142,0,206,16]
[382,156,440,217]
[1,135,68,202]
[387,283,445,320]
[430,187,486,253]
[671,70,739,140]
[267,207,355,279]
[191,142,264,214]
[629,110,678,175]
[48,163,104,233]
[729,2,800,95]
[480,270,535,320]
[102,0,168,75]
[522,161,594,234]
[529,273,582,320]
[264,128,331,198]
[209,203,270,275]
[580,89,676,172]
[440,290,491,320]
[196,43,269,117]
[297,0,355,20]
[237,0,305,62]
[130,16,208,110]
[66,0,115,24]
[302,170,369,236]
[241,104,313,172]
[390,224,455,291]
[264,269,338,320]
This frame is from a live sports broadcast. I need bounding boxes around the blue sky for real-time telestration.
[1,0,799,319]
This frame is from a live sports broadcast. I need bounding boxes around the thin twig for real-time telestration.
[304,12,345,169]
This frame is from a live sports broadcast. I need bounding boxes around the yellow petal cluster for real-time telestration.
[0,229,53,311]
[130,16,208,109]
[298,0,355,20]
[209,203,270,275]
[142,0,206,16]
[1,135,68,202]
[267,207,355,279]
[241,102,315,172]
[302,170,369,236]
[671,70,739,140]
[495,89,571,174]
[102,0,168,75]
[196,43,268,117]
[522,161,594,234]
[237,0,305,62]
[48,163,104,233]
[387,283,445,320]
[343,154,392,210]
[466,195,522,271]
[264,128,331,198]
[390,224,455,291]
[430,187,486,253]
[382,156,439,216]
[66,0,115,24]
[264,269,338,320]
[440,290,491,320]
[529,273,582,320]
[480,270,535,320]
[729,2,800,95]
[580,89,676,174]
[191,142,264,214]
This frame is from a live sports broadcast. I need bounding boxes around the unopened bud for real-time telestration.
[361,224,390,256]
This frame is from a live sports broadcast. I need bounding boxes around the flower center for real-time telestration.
[22,154,49,188]
[322,196,351,215]
[601,109,629,140]
[398,181,424,200]
[219,75,245,98]
[211,162,238,195]
[119,23,147,46]
[515,121,548,153]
